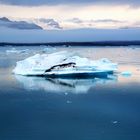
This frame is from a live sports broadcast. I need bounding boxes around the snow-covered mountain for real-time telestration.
[35,18,62,30]
[0,17,43,30]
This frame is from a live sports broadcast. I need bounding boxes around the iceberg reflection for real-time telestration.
[15,75,118,94]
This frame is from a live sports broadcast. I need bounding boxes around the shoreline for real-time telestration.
[1,41,140,47]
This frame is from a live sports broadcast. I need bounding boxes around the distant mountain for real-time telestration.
[0,17,10,22]
[35,18,62,30]
[0,27,140,43]
[0,17,43,30]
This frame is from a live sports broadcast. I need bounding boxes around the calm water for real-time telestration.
[0,46,140,140]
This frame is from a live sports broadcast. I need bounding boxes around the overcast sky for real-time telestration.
[0,0,140,29]
[1,0,140,6]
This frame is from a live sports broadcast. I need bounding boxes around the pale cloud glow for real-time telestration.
[0,4,140,29]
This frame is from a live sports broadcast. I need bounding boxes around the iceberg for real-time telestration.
[13,51,117,78]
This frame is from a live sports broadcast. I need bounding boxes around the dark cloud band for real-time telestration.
[0,0,140,6]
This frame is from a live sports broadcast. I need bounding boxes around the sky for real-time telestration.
[0,0,140,29]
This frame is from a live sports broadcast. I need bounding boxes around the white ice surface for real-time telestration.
[13,51,118,76]
[6,48,29,54]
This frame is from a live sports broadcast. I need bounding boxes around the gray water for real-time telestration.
[0,46,140,140]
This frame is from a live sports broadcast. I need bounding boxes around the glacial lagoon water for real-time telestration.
[0,46,140,140]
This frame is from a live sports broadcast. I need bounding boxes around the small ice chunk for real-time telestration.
[64,92,68,95]
[66,100,72,104]
[42,47,56,53]
[112,121,118,124]
[121,71,132,77]
[6,48,29,54]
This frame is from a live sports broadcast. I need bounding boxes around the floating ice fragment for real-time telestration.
[42,47,56,53]
[66,100,72,104]
[121,71,132,77]
[112,121,118,124]
[64,92,68,95]
[6,48,29,54]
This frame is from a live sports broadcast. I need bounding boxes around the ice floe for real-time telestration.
[42,47,56,53]
[13,51,118,77]
[6,48,29,54]
[121,71,132,77]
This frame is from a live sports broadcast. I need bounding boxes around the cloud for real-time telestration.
[0,4,140,30]
[0,17,42,30]
[0,0,140,6]
[93,19,124,23]
[61,18,126,29]
[66,18,124,25]
[67,18,83,23]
